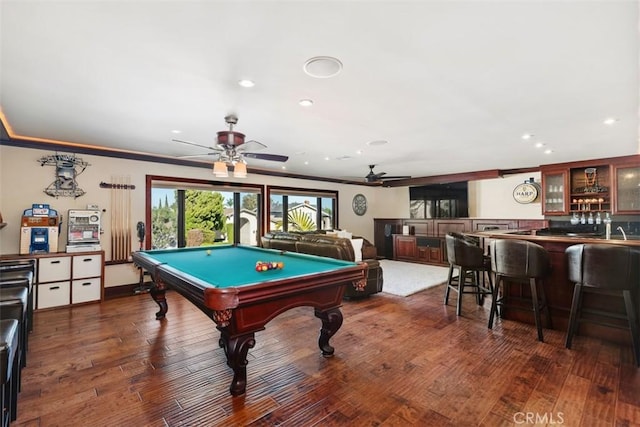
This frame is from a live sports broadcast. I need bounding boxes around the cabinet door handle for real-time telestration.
[83,258,93,262]
[50,260,61,264]
[49,286,60,290]
[82,282,92,286]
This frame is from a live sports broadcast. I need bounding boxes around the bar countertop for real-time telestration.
[466,229,640,246]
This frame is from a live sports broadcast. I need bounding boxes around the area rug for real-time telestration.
[379,259,450,297]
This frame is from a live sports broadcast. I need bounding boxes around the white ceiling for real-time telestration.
[1,1,638,183]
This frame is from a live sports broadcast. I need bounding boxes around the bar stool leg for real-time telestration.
[537,279,552,329]
[488,275,501,329]
[444,264,455,306]
[456,267,467,316]
[622,290,640,367]
[529,278,544,342]
[565,283,584,349]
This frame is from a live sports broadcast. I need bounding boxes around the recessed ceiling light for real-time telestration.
[304,161,309,165]
[534,142,545,148]
[367,140,388,146]
[299,99,314,107]
[303,56,343,78]
[356,150,363,155]
[238,79,255,88]
[522,133,534,140]
[171,130,181,134]
[544,149,553,154]
[324,156,330,161]
[281,166,286,170]
[603,117,618,125]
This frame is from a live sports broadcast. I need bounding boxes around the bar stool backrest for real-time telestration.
[566,244,639,290]
[445,234,484,268]
[491,239,550,279]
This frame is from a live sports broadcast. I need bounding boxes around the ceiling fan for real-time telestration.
[365,164,411,183]
[173,115,289,165]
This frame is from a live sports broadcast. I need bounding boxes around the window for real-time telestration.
[267,187,337,232]
[147,176,263,249]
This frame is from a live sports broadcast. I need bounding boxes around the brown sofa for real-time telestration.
[260,231,383,299]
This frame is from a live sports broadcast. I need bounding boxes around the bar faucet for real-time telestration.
[617,226,627,241]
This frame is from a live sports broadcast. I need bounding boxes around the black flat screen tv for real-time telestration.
[409,182,468,218]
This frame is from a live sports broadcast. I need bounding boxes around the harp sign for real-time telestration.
[513,182,539,204]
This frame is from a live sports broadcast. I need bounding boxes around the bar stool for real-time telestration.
[565,244,640,366]
[1,319,19,425]
[444,233,493,316]
[0,287,28,370]
[488,239,552,342]
[0,270,34,335]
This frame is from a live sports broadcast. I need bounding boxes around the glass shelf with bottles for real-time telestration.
[569,194,610,212]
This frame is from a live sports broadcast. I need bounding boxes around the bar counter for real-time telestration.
[466,229,639,345]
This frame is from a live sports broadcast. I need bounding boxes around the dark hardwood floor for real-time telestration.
[13,284,640,426]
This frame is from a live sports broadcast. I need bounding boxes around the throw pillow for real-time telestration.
[350,238,363,262]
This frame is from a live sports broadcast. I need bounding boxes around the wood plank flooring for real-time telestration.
[13,284,640,426]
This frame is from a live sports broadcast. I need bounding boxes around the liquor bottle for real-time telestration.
[587,213,594,224]
[595,212,601,225]
[580,212,586,224]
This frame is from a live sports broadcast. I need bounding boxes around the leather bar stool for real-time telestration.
[0,269,34,335]
[444,233,493,316]
[488,239,552,342]
[0,287,28,370]
[1,319,19,425]
[565,244,640,366]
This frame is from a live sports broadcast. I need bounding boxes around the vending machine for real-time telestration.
[66,209,102,253]
[19,204,61,255]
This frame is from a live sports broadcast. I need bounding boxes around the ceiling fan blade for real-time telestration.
[173,138,219,151]
[379,175,412,180]
[243,152,289,162]
[177,153,220,159]
[236,140,267,152]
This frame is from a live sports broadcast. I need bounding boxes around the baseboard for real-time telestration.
[104,281,153,299]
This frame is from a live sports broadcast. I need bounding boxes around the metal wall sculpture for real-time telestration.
[38,153,90,198]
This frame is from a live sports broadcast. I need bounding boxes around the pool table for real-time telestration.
[132,244,367,396]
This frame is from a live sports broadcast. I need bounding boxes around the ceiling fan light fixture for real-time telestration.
[233,161,247,178]
[213,161,229,177]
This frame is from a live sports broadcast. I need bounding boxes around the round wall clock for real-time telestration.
[513,182,539,204]
[352,194,368,216]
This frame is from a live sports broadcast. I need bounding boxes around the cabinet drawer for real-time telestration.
[72,278,101,303]
[72,254,102,278]
[38,257,71,283]
[37,281,70,309]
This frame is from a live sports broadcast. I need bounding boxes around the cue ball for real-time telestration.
[206,250,211,256]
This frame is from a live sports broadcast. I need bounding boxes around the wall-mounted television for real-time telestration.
[409,182,468,218]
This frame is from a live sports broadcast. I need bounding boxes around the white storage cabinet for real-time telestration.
[37,252,103,309]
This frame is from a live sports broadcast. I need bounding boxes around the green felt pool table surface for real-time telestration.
[137,245,357,288]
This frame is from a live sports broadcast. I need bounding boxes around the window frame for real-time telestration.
[145,175,264,249]
[266,186,339,233]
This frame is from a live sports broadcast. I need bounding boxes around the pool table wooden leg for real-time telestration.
[218,330,256,396]
[315,307,343,357]
[149,278,168,320]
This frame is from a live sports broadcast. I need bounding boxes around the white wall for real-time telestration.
[469,172,544,219]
